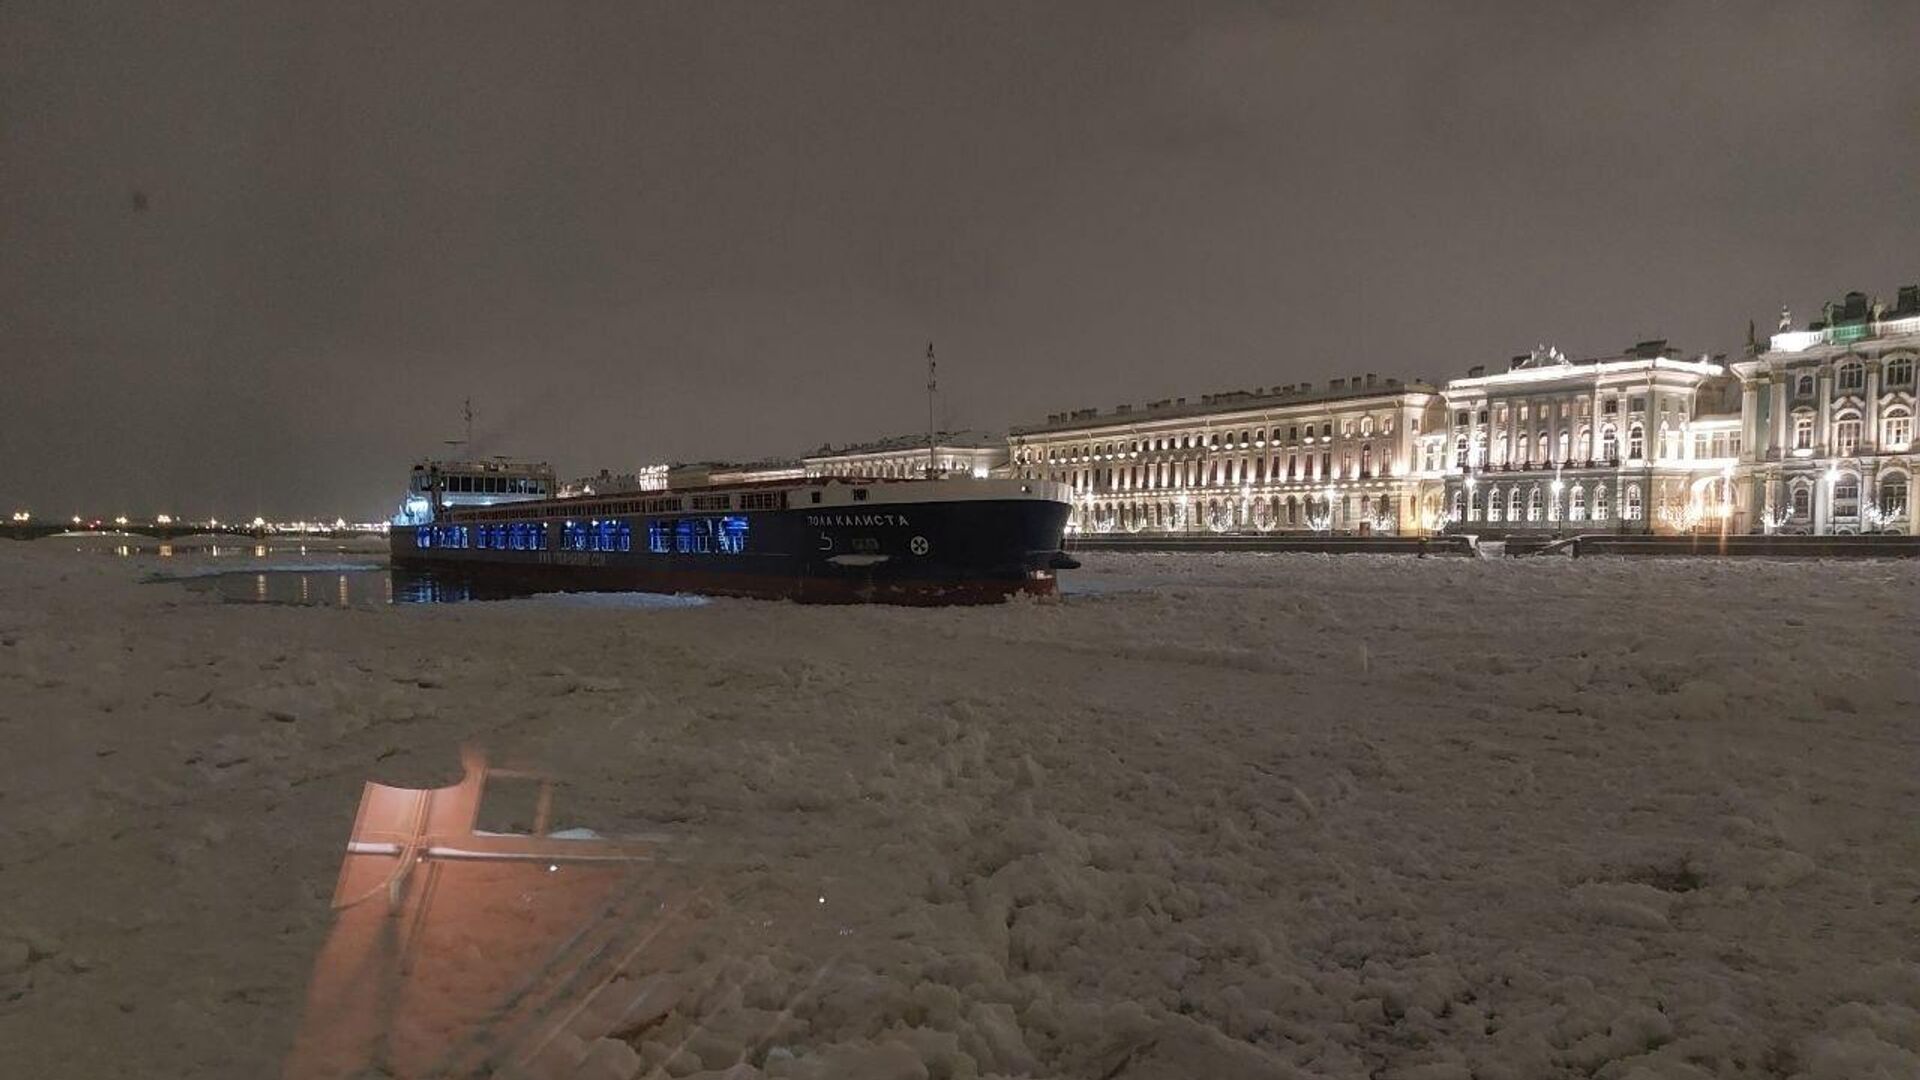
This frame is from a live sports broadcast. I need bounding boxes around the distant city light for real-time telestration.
[156,514,173,525]
[113,515,129,526]
[251,516,266,528]
[7,511,27,523]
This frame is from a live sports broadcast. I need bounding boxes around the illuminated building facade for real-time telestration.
[1008,375,1438,534]
[1728,287,1918,535]
[1429,343,1740,535]
[803,432,1007,480]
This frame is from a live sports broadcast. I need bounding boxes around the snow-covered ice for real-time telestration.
[0,544,1915,1079]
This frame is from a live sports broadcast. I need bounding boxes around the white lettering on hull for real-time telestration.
[806,514,912,527]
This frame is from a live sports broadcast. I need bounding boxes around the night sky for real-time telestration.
[4,2,1917,519]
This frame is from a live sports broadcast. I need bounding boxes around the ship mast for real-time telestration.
[925,342,937,480]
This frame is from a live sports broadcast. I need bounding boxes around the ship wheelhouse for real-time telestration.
[392,458,558,526]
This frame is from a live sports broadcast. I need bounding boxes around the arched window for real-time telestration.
[1286,495,1299,524]
[1360,444,1373,478]
[1593,484,1610,519]
[1790,484,1811,518]
[1879,474,1910,520]
[1887,356,1914,386]
[1468,487,1483,520]
[1570,485,1587,521]
[1793,410,1814,450]
[1836,360,1864,392]
[1624,484,1643,520]
[1833,414,1862,456]
[1448,490,1462,523]
[1495,434,1509,465]
[1796,374,1815,397]
[1361,417,1374,436]
[1601,426,1619,462]
[1628,424,1645,460]
[1883,407,1912,450]
[1506,487,1523,522]
[1488,487,1504,522]
[1556,431,1570,463]
[1526,486,1543,522]
[1455,436,1469,468]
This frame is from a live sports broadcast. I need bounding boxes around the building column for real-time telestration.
[1815,368,1832,452]
[1590,391,1604,461]
[1813,473,1830,536]
[1771,380,1788,458]
[1863,361,1882,453]
[1740,382,1759,460]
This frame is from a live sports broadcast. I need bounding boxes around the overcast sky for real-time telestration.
[4,1,1917,518]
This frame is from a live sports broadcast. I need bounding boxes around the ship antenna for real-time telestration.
[926,342,936,480]
[463,397,474,454]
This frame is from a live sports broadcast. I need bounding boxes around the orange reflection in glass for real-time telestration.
[284,747,680,1080]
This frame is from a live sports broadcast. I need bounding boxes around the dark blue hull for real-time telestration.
[390,497,1071,604]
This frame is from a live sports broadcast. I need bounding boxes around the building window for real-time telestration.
[1792,412,1813,450]
[1627,424,1645,460]
[1593,484,1610,519]
[1796,374,1815,397]
[1624,485,1642,521]
[1836,361,1864,392]
[1468,487,1483,521]
[1883,409,1912,450]
[1887,357,1914,386]
[1601,426,1618,461]
[1879,475,1909,520]
[1487,487,1503,522]
[1570,485,1586,521]
[1556,431,1570,463]
[1526,486,1542,522]
[1506,487,1522,522]
[1834,416,1861,456]
[1833,475,1860,518]
[1603,398,1618,416]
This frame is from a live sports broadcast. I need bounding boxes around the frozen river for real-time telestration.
[0,543,1915,1079]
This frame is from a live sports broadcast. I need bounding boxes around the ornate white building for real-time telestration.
[1728,287,1917,535]
[1428,342,1740,534]
[1007,279,1917,540]
[803,432,1007,480]
[1008,375,1437,534]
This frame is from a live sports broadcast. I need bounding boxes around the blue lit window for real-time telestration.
[417,525,433,549]
[616,521,632,552]
[649,520,672,553]
[562,521,587,551]
[675,518,713,554]
[594,519,618,552]
[716,516,748,554]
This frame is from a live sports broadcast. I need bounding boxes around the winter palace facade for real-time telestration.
[1005,283,1918,537]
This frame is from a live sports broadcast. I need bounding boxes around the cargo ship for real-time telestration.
[388,458,1076,604]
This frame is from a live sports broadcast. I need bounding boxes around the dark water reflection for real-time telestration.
[179,568,708,607]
